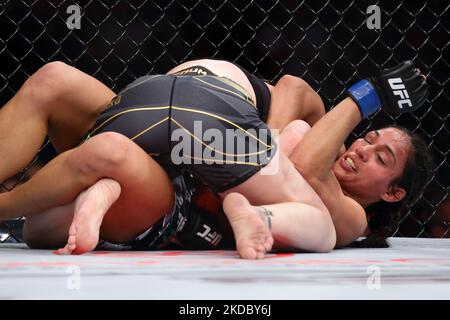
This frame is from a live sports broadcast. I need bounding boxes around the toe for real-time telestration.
[256,243,265,253]
[240,246,257,260]
[256,251,265,259]
[54,246,69,255]
[264,237,274,252]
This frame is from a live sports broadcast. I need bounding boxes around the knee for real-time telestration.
[280,120,311,152]
[278,75,310,92]
[278,75,323,108]
[66,132,131,176]
[286,120,311,135]
[20,61,75,104]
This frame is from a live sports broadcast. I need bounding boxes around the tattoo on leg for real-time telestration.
[259,207,273,230]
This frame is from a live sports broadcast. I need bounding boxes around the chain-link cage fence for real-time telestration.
[0,0,449,243]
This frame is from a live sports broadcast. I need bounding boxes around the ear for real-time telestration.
[380,185,406,203]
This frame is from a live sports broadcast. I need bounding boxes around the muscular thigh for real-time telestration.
[76,133,176,243]
[45,64,117,152]
[103,168,175,242]
[23,134,176,247]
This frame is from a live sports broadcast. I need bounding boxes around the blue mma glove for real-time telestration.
[348,61,429,119]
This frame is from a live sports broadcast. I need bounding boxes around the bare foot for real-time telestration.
[55,178,121,255]
[222,192,274,259]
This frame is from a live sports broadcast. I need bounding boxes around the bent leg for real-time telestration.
[6,132,174,247]
[0,62,115,182]
[278,119,311,156]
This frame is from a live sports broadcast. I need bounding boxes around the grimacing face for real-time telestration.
[332,127,411,206]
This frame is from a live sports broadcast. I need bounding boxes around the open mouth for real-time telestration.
[344,156,357,172]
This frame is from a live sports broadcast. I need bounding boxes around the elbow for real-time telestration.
[278,75,325,124]
[316,212,337,253]
[277,75,312,101]
[279,74,323,100]
[304,206,337,253]
[317,241,335,253]
[313,232,336,253]
[278,74,309,91]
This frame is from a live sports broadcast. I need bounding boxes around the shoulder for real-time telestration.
[333,195,368,247]
[304,172,368,247]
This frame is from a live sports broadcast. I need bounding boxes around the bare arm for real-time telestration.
[291,97,368,246]
[266,75,325,130]
[292,97,359,179]
[261,201,336,253]
[223,192,336,254]
[267,75,346,156]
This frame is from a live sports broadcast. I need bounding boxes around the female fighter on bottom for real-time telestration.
[0,60,430,258]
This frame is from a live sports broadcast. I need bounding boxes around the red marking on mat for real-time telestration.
[172,251,236,257]
[265,253,295,259]
[160,251,185,256]
[294,259,357,265]
[250,259,386,266]
[390,258,450,265]
[89,250,236,258]
[85,251,450,266]
[391,259,409,263]
[135,261,158,265]
[90,252,161,258]
[4,252,450,269]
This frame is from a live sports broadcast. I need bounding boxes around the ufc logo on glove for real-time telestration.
[347,60,428,118]
[388,78,412,109]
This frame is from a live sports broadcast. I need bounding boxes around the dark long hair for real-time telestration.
[350,126,434,248]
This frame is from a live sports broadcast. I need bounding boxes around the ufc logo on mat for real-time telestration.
[196,224,223,246]
[388,78,413,109]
